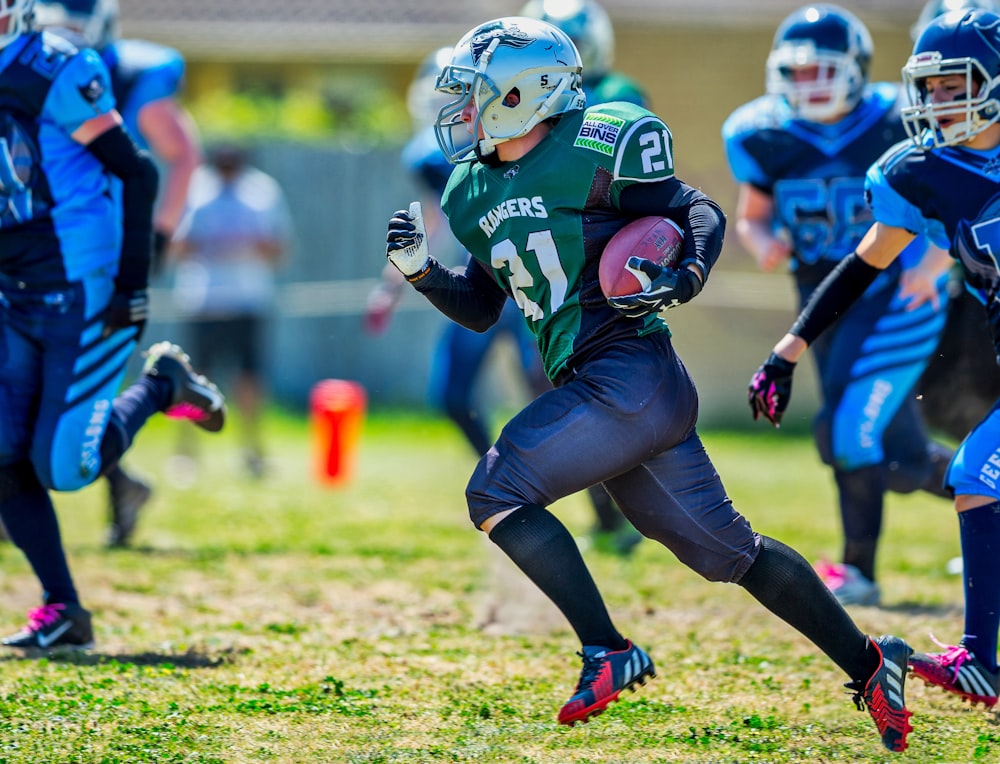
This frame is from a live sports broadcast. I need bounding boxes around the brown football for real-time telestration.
[599,216,685,298]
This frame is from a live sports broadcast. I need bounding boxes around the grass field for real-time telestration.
[0,408,997,763]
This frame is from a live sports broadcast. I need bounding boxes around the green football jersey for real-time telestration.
[441,101,676,380]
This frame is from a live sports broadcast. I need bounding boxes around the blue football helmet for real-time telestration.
[407,47,455,129]
[32,0,118,49]
[519,0,615,81]
[911,0,1000,41]
[434,17,585,164]
[766,4,873,121]
[0,0,35,49]
[902,9,1000,148]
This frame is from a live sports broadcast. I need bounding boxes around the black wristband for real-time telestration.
[790,253,882,345]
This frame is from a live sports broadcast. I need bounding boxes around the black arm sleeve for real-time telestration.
[790,252,883,345]
[618,177,726,284]
[87,126,159,291]
[412,257,508,332]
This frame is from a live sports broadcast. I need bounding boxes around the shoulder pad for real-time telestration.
[572,103,674,181]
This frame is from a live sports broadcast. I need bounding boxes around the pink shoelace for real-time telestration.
[26,603,65,632]
[814,559,847,589]
[924,634,971,670]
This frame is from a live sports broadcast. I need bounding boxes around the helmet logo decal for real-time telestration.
[470,22,533,65]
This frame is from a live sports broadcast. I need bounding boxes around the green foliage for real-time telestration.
[0,412,991,762]
[186,88,408,147]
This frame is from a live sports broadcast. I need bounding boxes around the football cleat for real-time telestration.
[847,635,913,753]
[2,603,94,650]
[815,559,881,606]
[909,638,999,708]
[142,342,226,432]
[558,640,655,725]
[107,469,152,548]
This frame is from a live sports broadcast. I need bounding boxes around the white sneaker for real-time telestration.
[814,560,881,606]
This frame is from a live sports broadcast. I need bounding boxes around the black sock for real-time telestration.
[488,504,627,650]
[739,536,878,683]
[835,466,884,581]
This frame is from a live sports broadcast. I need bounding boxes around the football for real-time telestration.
[598,216,685,298]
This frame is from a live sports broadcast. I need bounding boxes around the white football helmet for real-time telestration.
[766,4,873,122]
[519,0,615,81]
[32,0,118,49]
[0,0,35,49]
[434,16,586,164]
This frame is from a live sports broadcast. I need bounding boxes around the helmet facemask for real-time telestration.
[766,40,866,121]
[0,0,34,49]
[902,51,1000,147]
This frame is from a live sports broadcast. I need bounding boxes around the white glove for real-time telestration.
[385,201,431,280]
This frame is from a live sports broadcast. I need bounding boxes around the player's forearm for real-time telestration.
[413,261,506,333]
[785,252,883,350]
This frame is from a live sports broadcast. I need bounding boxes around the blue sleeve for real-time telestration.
[126,52,184,106]
[42,47,116,132]
[865,162,950,250]
[401,126,453,196]
[721,109,769,187]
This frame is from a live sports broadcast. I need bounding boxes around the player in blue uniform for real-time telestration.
[0,0,224,650]
[32,0,202,547]
[385,17,914,752]
[749,7,1000,710]
[723,5,954,607]
[910,0,1000,453]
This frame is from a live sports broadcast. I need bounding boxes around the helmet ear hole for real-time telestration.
[502,88,521,108]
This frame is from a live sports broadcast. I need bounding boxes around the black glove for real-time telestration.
[747,352,796,427]
[606,257,703,319]
[101,288,149,340]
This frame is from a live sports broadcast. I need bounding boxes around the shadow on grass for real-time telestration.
[1,646,241,668]
[878,601,964,617]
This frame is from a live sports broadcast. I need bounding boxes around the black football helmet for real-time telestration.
[902,9,1000,147]
[766,4,873,121]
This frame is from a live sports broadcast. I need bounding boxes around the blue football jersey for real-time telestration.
[401,125,453,197]
[102,39,185,150]
[0,30,120,283]
[867,136,1000,301]
[722,82,921,279]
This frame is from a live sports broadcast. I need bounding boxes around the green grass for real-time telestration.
[0,409,995,763]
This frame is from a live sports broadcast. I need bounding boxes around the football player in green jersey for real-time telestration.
[385,17,914,752]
